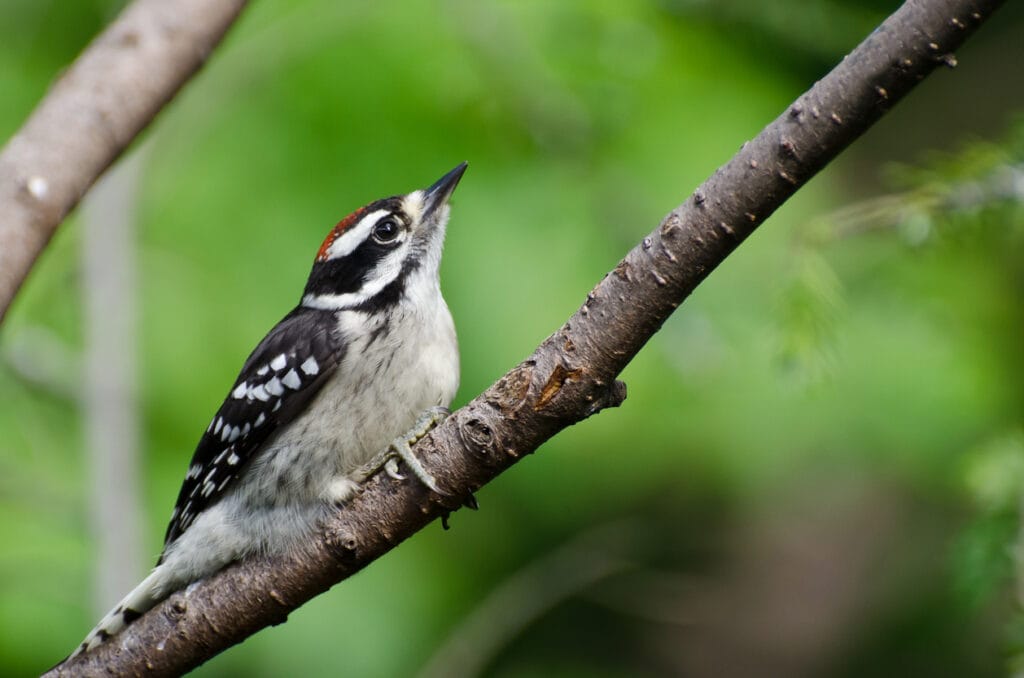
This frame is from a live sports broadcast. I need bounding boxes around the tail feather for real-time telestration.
[70,569,166,659]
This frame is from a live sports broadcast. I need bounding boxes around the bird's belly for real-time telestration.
[247,305,458,505]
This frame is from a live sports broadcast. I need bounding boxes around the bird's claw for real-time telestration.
[357,407,449,494]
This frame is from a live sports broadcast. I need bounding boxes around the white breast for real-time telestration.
[242,287,459,505]
[319,297,460,463]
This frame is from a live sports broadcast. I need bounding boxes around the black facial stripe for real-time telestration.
[304,230,400,297]
[352,254,424,313]
[353,275,405,313]
[304,196,412,298]
[368,196,404,214]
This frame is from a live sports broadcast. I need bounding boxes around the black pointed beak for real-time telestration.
[423,162,468,218]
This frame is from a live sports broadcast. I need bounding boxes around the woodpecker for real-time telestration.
[71,163,466,657]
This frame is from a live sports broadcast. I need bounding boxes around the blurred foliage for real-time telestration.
[956,432,1024,605]
[0,0,1022,676]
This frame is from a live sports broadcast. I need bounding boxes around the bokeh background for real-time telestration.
[1,0,1023,675]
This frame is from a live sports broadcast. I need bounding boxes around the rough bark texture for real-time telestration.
[0,0,249,322]
[45,0,1005,675]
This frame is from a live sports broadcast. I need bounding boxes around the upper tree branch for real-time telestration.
[47,0,1005,675]
[0,0,249,322]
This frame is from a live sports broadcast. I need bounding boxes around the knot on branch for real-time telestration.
[579,378,627,420]
[326,529,360,561]
[459,414,495,456]
[487,363,532,413]
[166,594,188,622]
[596,379,628,412]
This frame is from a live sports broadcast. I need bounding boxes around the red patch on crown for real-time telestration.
[315,207,367,262]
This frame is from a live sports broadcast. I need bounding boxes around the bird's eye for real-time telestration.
[372,217,401,244]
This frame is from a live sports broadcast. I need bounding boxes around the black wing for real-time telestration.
[162,306,344,549]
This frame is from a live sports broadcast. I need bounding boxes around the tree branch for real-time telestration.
[0,0,249,323]
[47,0,1006,674]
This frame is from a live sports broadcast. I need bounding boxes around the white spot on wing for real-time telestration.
[301,356,320,376]
[232,382,248,399]
[228,426,240,442]
[265,377,284,396]
[270,354,287,371]
[228,452,240,465]
[214,417,224,435]
[282,369,301,390]
[255,412,266,427]
[257,365,269,376]
[251,384,270,401]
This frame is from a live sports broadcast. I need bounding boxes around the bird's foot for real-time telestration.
[354,406,449,494]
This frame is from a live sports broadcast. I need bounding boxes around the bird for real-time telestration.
[70,162,466,658]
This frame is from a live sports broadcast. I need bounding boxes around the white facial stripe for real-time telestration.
[402,190,425,223]
[324,209,389,260]
[302,247,408,310]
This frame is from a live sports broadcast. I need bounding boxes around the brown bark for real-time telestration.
[0,0,249,322]
[44,0,1006,674]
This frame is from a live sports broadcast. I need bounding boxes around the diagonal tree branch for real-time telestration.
[46,0,1006,674]
[0,0,249,323]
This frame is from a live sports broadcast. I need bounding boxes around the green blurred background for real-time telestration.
[1,0,1023,675]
